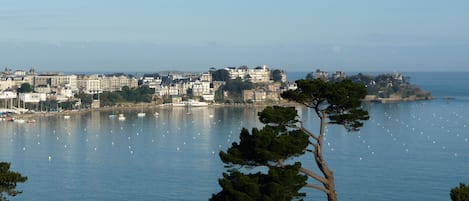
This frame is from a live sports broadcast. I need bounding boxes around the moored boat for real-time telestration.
[188,100,208,107]
[171,100,208,107]
[118,114,126,121]
[14,118,26,123]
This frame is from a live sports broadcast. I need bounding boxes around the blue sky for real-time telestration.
[1,0,468,72]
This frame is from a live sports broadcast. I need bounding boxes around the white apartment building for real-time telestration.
[0,91,17,109]
[333,71,346,80]
[77,74,102,94]
[33,74,78,92]
[99,74,138,92]
[225,65,271,83]
[14,70,26,76]
[0,78,14,91]
[286,81,298,90]
[191,80,212,97]
[141,76,162,89]
[155,81,191,97]
[155,85,179,96]
[199,72,212,82]
[19,93,47,103]
[314,69,329,80]
[55,87,74,102]
[0,91,16,99]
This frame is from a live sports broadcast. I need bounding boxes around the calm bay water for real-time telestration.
[1,72,469,201]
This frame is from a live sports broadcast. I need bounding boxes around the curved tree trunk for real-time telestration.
[314,112,338,201]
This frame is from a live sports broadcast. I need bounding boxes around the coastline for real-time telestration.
[9,102,290,119]
[5,95,436,120]
[362,94,434,103]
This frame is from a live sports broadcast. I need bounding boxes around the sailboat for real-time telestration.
[109,106,119,119]
[118,113,126,121]
[137,112,146,117]
[137,103,146,117]
[109,107,117,119]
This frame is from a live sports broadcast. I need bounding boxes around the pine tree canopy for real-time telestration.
[0,162,28,201]
[281,79,369,131]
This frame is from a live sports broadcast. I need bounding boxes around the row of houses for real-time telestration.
[225,64,286,83]
[1,69,139,92]
[0,65,293,108]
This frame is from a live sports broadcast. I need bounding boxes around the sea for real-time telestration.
[0,72,468,201]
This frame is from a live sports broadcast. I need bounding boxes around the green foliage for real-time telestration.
[211,164,306,201]
[42,99,59,112]
[220,126,309,166]
[305,72,314,80]
[451,183,469,201]
[271,69,283,82]
[280,78,369,201]
[214,88,224,103]
[258,106,298,131]
[224,78,253,93]
[99,91,124,106]
[0,162,27,201]
[212,106,309,200]
[282,79,369,131]
[59,100,78,110]
[75,92,93,108]
[16,83,33,93]
[349,73,431,99]
[97,86,154,107]
[212,69,230,81]
[223,78,253,101]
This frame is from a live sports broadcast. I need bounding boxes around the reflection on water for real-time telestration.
[1,100,469,201]
[0,106,265,201]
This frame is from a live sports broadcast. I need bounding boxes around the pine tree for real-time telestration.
[451,183,469,201]
[0,162,27,201]
[212,78,369,201]
[210,106,309,201]
[280,79,369,201]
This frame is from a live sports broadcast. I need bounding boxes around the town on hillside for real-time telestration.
[0,67,431,115]
[0,65,296,114]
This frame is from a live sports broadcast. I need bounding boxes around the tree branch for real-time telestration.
[277,159,286,167]
[304,183,330,193]
[299,167,327,184]
[301,102,311,109]
[301,123,319,141]
[291,120,320,141]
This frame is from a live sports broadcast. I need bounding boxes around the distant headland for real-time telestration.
[349,72,433,103]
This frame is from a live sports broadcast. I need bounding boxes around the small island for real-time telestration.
[308,70,433,103]
[351,72,432,103]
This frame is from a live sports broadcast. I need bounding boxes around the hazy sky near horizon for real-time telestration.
[1,0,469,72]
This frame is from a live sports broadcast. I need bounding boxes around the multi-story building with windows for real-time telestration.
[314,69,329,81]
[0,77,14,91]
[77,74,102,94]
[33,73,78,92]
[99,74,138,92]
[141,76,162,89]
[333,71,346,80]
[225,65,271,83]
